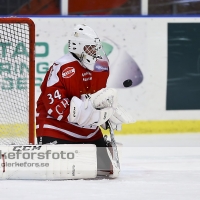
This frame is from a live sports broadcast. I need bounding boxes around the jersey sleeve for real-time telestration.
[42,86,70,121]
[40,63,72,122]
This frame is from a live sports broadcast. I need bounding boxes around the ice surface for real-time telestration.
[1,133,200,200]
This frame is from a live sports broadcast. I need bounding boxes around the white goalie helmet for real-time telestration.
[68,24,109,71]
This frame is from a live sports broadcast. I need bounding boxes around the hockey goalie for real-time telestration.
[0,24,135,180]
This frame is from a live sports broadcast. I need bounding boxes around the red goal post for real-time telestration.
[0,17,35,145]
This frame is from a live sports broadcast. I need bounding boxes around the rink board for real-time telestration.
[102,120,200,134]
[1,120,200,138]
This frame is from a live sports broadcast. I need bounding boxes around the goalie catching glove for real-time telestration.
[81,88,135,130]
[68,96,114,127]
[101,104,135,131]
[81,88,118,109]
[109,104,135,130]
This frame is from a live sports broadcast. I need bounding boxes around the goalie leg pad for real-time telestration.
[0,144,97,180]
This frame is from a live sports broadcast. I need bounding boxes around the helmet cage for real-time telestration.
[68,24,107,71]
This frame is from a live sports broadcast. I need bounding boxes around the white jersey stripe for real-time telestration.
[43,124,99,139]
[68,122,97,130]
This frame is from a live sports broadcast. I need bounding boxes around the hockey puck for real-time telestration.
[123,79,132,87]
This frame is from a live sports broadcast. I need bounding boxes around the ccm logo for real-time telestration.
[13,146,42,151]
[62,67,75,78]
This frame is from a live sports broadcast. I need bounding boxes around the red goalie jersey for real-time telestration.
[36,53,109,142]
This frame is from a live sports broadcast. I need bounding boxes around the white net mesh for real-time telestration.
[0,22,30,144]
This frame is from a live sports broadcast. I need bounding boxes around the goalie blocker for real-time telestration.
[0,144,121,180]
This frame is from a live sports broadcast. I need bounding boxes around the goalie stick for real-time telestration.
[106,120,120,178]
[107,120,120,168]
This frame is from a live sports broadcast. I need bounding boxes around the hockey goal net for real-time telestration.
[0,18,35,145]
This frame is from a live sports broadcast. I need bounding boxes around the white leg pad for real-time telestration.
[0,144,97,180]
